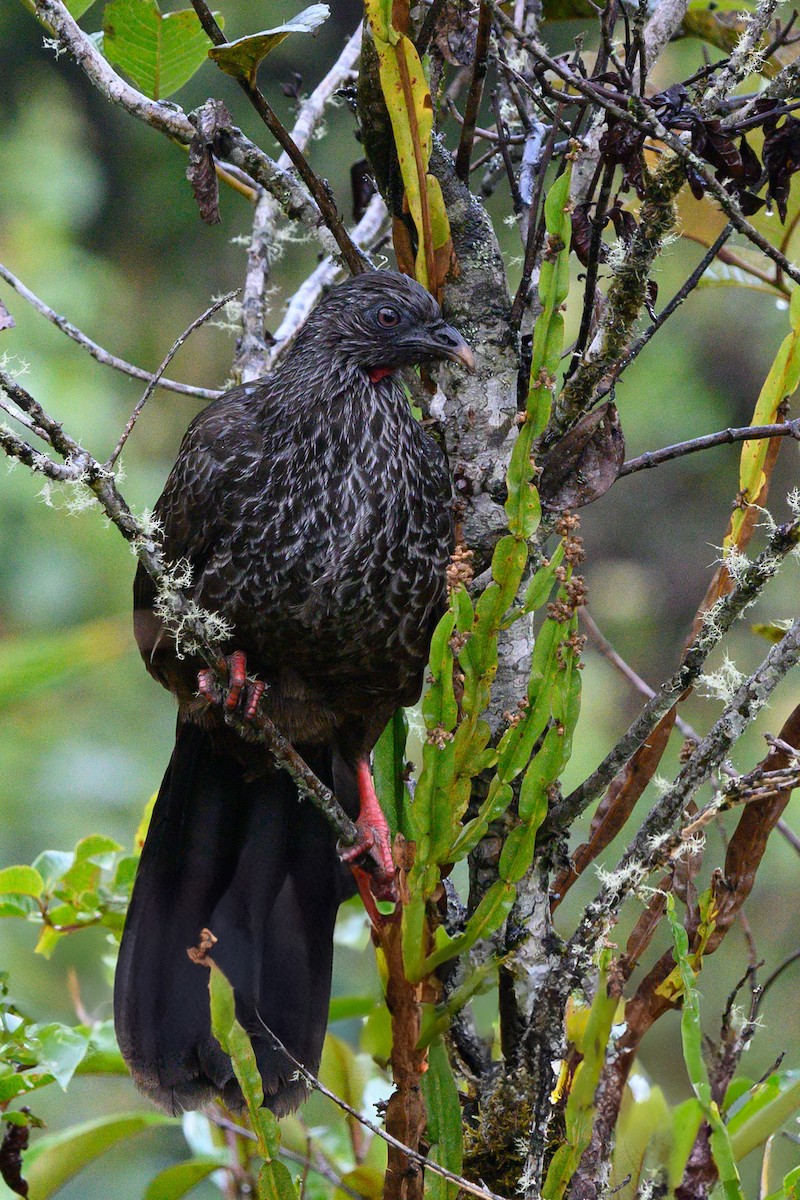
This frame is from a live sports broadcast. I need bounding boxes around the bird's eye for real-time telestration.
[376,306,401,328]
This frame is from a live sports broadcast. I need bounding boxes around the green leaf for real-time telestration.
[21,1112,177,1199]
[31,851,74,888]
[207,962,295,1200]
[208,5,330,85]
[416,881,515,977]
[144,1158,225,1200]
[728,1071,800,1161]
[421,1037,463,1200]
[373,708,409,840]
[33,926,64,960]
[27,1023,90,1090]
[103,0,222,100]
[0,866,44,898]
[668,1098,706,1188]
[328,994,377,1022]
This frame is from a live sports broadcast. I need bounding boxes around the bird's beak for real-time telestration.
[427,322,476,372]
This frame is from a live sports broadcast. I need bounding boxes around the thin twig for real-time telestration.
[490,91,524,217]
[544,519,800,835]
[0,262,222,400]
[579,608,699,743]
[568,616,800,959]
[106,292,237,468]
[754,948,800,1017]
[619,418,800,477]
[0,367,360,849]
[250,1008,511,1200]
[455,1,493,182]
[592,226,736,405]
[205,1112,369,1200]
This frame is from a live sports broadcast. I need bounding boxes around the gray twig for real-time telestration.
[569,616,800,959]
[546,519,800,834]
[0,262,222,400]
[0,366,359,848]
[619,418,800,477]
[106,291,237,468]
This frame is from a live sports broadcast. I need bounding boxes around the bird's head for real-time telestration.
[305,271,474,382]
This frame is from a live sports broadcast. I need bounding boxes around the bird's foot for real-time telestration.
[197,651,266,721]
[339,821,396,902]
[338,759,397,905]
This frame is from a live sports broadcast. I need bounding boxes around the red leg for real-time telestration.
[339,759,397,903]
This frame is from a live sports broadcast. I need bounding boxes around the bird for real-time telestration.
[114,270,474,1116]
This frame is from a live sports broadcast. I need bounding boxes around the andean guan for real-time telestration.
[114,271,474,1116]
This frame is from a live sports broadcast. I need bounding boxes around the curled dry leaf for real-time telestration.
[186,99,234,226]
[538,401,625,511]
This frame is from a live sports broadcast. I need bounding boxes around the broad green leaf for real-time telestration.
[0,865,44,898]
[609,1080,671,1200]
[328,994,378,1022]
[421,1037,463,1200]
[208,5,330,85]
[729,1072,800,1161]
[31,850,75,888]
[27,1023,90,1090]
[144,1158,225,1200]
[73,834,123,866]
[103,0,221,100]
[373,708,409,840]
[21,1112,177,1199]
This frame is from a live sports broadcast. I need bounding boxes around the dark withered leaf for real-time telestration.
[600,120,646,195]
[0,300,15,332]
[538,402,625,511]
[608,198,636,244]
[186,100,234,226]
[739,135,762,187]
[1,1120,29,1198]
[739,190,766,215]
[762,114,800,222]
[570,201,598,267]
[700,119,744,182]
[351,159,376,222]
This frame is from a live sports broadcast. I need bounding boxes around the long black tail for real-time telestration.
[114,722,354,1115]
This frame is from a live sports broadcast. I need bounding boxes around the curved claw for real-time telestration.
[339,824,397,902]
[197,651,266,722]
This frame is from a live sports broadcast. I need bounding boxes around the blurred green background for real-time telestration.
[1,0,799,1193]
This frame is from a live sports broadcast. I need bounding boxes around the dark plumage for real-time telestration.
[114,271,472,1115]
